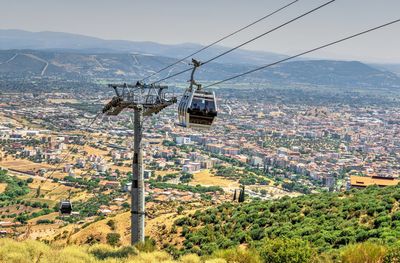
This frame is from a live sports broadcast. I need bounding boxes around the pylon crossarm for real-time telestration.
[103,83,176,116]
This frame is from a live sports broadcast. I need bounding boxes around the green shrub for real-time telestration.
[384,245,400,263]
[341,242,386,263]
[135,237,157,252]
[89,244,137,260]
[106,219,116,230]
[106,232,121,246]
[258,238,315,263]
[212,247,261,263]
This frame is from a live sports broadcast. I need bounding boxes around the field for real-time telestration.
[155,170,179,177]
[28,177,91,203]
[190,169,239,190]
[0,158,53,173]
[83,145,108,156]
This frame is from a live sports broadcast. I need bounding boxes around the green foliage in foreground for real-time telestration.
[1,238,400,263]
[173,184,400,257]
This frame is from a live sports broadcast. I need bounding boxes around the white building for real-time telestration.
[175,137,191,145]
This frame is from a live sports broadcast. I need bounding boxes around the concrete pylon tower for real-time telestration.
[131,106,145,244]
[102,83,177,245]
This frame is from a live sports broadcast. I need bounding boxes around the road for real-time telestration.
[0,53,18,65]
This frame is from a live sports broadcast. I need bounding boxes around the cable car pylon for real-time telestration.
[103,82,177,245]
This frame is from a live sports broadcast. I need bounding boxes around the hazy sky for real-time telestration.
[1,0,399,63]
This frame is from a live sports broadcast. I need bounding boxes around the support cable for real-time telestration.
[141,0,300,82]
[150,0,335,85]
[203,18,400,88]
[38,112,103,188]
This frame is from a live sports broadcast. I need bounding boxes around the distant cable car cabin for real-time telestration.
[178,59,217,129]
[59,200,72,216]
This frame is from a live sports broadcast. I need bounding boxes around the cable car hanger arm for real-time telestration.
[189,58,202,91]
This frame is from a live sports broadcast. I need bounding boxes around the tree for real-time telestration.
[177,205,184,215]
[259,238,314,263]
[36,186,41,198]
[106,219,116,230]
[238,186,245,203]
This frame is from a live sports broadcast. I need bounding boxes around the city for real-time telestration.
[1,0,400,262]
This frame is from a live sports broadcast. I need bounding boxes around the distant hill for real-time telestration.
[371,63,400,76]
[0,29,288,66]
[0,49,399,89]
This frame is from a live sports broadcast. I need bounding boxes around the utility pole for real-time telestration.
[103,83,176,245]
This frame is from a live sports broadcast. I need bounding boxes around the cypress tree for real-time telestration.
[238,186,245,203]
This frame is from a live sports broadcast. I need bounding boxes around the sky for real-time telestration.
[0,0,399,63]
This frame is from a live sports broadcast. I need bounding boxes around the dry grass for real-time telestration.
[27,177,82,201]
[51,211,132,246]
[0,183,6,193]
[57,211,176,246]
[21,216,60,240]
[341,242,387,263]
[51,207,188,248]
[0,238,259,263]
[83,145,108,156]
[190,169,239,189]
[28,212,59,224]
[29,178,59,191]
[155,170,179,177]
[0,158,53,172]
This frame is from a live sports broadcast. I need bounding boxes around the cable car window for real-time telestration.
[205,99,216,112]
[191,98,205,111]
[190,98,216,114]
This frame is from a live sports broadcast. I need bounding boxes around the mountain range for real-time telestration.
[0,29,400,89]
[0,29,288,66]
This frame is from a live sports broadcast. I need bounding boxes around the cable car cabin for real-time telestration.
[59,200,72,216]
[178,89,217,129]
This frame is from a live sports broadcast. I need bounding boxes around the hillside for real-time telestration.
[1,49,399,89]
[165,185,400,259]
[3,186,400,262]
[0,29,288,66]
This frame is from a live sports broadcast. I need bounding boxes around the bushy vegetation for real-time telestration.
[172,184,400,259]
[106,232,121,246]
[63,175,100,190]
[149,180,223,194]
[0,238,262,263]
[1,238,400,263]
[210,155,313,193]
[0,169,30,202]
[72,192,117,219]
[214,166,266,186]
